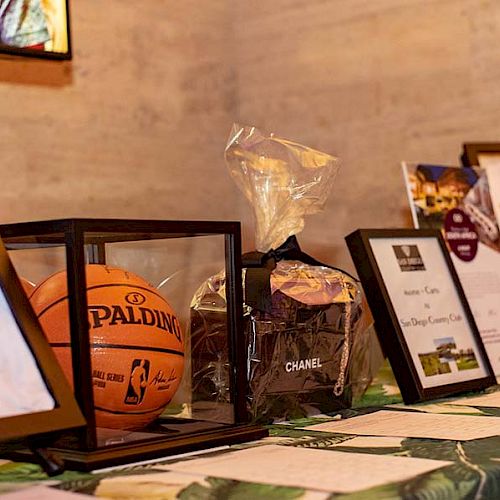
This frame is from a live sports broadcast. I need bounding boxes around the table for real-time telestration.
[2,364,500,499]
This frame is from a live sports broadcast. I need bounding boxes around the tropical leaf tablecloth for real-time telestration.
[2,363,500,499]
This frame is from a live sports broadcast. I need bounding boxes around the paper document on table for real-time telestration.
[304,410,500,440]
[163,444,451,494]
[387,402,486,414]
[0,486,90,499]
[332,436,404,448]
[446,391,500,408]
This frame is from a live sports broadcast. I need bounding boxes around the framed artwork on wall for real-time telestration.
[0,0,71,60]
[345,228,495,404]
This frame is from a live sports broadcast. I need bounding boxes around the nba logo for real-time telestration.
[124,359,150,405]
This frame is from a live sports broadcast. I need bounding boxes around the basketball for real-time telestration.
[29,265,184,429]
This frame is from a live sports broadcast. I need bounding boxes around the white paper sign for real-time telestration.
[306,410,500,441]
[446,391,500,408]
[0,486,90,499]
[402,162,500,373]
[163,444,452,494]
[0,289,55,418]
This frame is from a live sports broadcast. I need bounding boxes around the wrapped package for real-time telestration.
[191,125,380,422]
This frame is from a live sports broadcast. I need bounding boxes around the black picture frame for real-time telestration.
[461,143,500,168]
[345,228,495,404]
[0,236,85,443]
[0,0,72,60]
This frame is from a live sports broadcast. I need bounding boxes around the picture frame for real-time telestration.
[0,236,84,444]
[0,0,71,60]
[461,143,500,168]
[345,228,495,404]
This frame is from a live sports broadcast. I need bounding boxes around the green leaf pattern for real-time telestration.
[2,379,500,498]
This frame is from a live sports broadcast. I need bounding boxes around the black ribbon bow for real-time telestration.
[242,235,329,312]
[242,235,358,313]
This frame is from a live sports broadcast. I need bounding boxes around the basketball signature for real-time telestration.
[150,368,177,391]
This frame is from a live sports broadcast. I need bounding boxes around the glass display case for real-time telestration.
[0,219,266,471]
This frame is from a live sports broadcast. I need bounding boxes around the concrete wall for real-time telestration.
[1,0,500,274]
[235,0,500,271]
[0,0,239,222]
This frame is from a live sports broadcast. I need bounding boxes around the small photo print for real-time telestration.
[418,337,479,376]
[434,337,457,360]
[418,352,452,377]
[403,163,500,251]
[403,164,479,230]
[392,245,426,272]
[455,349,480,371]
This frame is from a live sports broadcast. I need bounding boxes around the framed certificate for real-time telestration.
[346,228,495,403]
[0,237,84,443]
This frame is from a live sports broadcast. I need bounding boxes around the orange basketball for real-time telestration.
[30,265,184,429]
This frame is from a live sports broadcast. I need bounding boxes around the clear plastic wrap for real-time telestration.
[225,123,339,252]
[190,125,381,422]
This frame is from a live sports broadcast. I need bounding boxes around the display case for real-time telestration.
[0,219,266,471]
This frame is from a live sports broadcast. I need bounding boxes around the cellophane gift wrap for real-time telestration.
[190,124,380,422]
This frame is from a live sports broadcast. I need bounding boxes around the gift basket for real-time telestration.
[191,125,379,422]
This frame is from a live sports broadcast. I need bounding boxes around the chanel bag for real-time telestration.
[191,125,379,422]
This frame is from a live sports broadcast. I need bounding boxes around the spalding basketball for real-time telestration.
[29,265,184,429]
